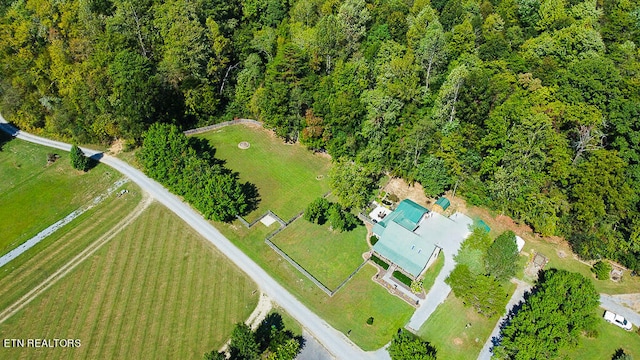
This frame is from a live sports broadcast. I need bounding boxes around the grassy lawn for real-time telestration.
[0,134,121,256]
[520,238,640,294]
[422,251,444,293]
[417,284,515,360]
[0,183,141,311]
[195,125,331,222]
[561,309,640,359]
[216,221,414,350]
[0,203,258,360]
[270,218,369,289]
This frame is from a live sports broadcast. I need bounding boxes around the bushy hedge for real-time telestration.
[370,255,389,270]
[370,235,379,246]
[393,270,412,287]
[304,197,360,232]
[592,260,612,280]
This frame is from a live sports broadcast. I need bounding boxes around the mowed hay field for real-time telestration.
[0,203,258,359]
[195,125,331,222]
[0,133,120,256]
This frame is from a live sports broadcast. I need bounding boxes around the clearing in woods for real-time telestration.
[195,125,331,223]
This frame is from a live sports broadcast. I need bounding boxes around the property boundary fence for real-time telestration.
[264,238,333,296]
[183,118,262,136]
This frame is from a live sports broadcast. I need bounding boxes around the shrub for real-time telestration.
[366,317,374,325]
[592,260,612,280]
[370,255,389,270]
[370,235,379,246]
[393,271,412,287]
[410,279,423,294]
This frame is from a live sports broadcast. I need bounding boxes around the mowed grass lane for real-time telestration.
[271,219,369,289]
[0,134,120,256]
[0,184,142,311]
[195,125,331,222]
[0,203,258,359]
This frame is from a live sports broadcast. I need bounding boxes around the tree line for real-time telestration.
[138,123,256,222]
[1,0,639,270]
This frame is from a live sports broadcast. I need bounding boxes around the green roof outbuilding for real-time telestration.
[434,197,450,210]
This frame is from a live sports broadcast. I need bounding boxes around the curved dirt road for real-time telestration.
[0,116,384,360]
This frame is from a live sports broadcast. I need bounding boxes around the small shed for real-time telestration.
[434,197,450,211]
[475,219,491,233]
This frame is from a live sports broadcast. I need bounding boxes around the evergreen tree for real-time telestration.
[70,145,88,172]
[485,231,519,282]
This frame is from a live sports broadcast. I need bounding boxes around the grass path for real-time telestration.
[0,203,258,359]
[0,195,153,324]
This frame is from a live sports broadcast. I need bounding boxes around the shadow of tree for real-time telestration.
[86,152,103,171]
[255,312,305,355]
[240,181,261,216]
[490,271,547,353]
[0,131,12,151]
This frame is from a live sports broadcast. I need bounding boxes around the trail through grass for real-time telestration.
[0,203,258,359]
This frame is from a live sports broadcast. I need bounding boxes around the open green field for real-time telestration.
[0,183,142,311]
[0,134,120,256]
[216,220,413,350]
[270,218,368,289]
[195,125,331,222]
[417,287,514,360]
[561,309,640,359]
[0,203,258,359]
[520,238,640,294]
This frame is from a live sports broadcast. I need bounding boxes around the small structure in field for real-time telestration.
[238,141,250,149]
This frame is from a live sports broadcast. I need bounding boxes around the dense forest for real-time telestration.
[1,0,639,270]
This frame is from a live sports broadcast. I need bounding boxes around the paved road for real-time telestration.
[477,279,533,360]
[0,116,378,359]
[600,294,640,327]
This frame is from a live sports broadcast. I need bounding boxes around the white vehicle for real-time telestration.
[604,310,633,331]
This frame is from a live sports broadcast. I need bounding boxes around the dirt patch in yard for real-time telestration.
[108,139,125,155]
[383,178,432,208]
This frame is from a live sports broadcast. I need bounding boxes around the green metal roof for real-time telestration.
[435,197,450,210]
[374,199,428,233]
[373,221,436,277]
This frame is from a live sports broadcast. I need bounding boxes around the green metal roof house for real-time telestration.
[372,200,438,278]
[372,199,473,279]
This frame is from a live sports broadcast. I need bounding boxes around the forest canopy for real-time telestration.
[1,0,639,269]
